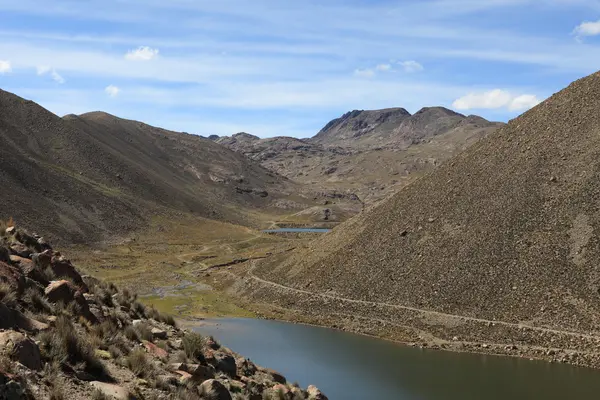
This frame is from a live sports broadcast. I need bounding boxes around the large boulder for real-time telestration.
[0,304,49,332]
[214,352,237,376]
[198,379,232,400]
[49,255,85,288]
[0,331,42,371]
[44,281,96,323]
[10,256,47,286]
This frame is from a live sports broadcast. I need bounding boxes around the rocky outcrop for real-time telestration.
[0,224,327,399]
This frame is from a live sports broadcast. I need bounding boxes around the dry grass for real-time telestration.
[38,315,108,379]
[0,281,17,308]
[23,286,54,315]
[182,332,204,361]
[125,348,154,379]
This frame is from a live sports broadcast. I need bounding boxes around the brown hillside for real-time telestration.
[252,71,600,339]
[0,90,296,243]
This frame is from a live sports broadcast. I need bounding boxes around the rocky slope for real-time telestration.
[0,89,303,244]
[215,108,502,202]
[0,220,327,399]
[237,71,600,367]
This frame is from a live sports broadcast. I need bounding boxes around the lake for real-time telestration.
[194,318,600,400]
[262,228,332,233]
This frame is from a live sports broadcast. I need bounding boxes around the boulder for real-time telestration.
[307,385,328,400]
[214,352,237,376]
[11,256,47,286]
[0,371,29,400]
[0,247,10,263]
[9,243,30,259]
[0,331,42,371]
[44,280,76,304]
[90,382,130,400]
[188,363,215,381]
[198,379,232,400]
[49,256,85,287]
[31,252,51,270]
[263,368,286,384]
[0,303,49,332]
[174,370,193,385]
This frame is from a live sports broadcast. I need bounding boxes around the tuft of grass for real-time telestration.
[38,315,109,379]
[23,286,54,315]
[182,332,205,361]
[125,349,154,379]
[134,322,154,342]
[0,281,17,308]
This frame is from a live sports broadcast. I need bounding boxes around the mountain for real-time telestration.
[216,107,502,202]
[245,71,600,360]
[0,89,297,243]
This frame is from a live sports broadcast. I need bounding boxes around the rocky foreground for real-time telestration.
[0,221,327,400]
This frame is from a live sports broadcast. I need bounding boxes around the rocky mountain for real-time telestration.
[242,71,600,366]
[0,222,327,399]
[216,107,502,202]
[0,89,301,243]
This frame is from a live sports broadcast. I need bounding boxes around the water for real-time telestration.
[194,318,600,400]
[262,228,332,233]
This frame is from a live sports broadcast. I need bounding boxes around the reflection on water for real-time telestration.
[194,318,600,400]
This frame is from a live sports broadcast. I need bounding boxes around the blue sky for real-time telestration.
[1,0,600,138]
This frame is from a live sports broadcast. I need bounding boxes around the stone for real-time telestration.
[9,243,30,258]
[263,368,286,384]
[90,382,130,400]
[198,379,232,400]
[307,385,328,400]
[44,280,76,304]
[0,261,25,295]
[214,352,237,376]
[0,331,42,371]
[236,356,257,377]
[5,226,15,235]
[151,327,167,340]
[169,339,183,350]
[31,252,51,271]
[0,303,49,332]
[188,363,215,380]
[50,256,85,287]
[143,341,168,360]
[169,363,187,372]
[174,370,193,384]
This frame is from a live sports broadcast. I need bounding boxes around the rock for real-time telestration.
[0,303,49,332]
[5,226,15,235]
[307,385,328,400]
[0,261,25,295]
[151,327,167,340]
[0,331,42,371]
[44,280,76,303]
[169,363,187,372]
[263,368,286,384]
[188,363,215,380]
[0,371,29,400]
[271,384,291,398]
[214,352,237,376]
[236,356,257,377]
[205,336,220,350]
[175,370,193,384]
[50,256,85,287]
[81,275,101,289]
[169,339,183,350]
[142,341,168,360]
[9,243,30,258]
[198,379,232,400]
[31,252,51,271]
[90,382,130,400]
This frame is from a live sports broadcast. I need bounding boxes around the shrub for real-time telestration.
[183,332,204,361]
[134,322,154,342]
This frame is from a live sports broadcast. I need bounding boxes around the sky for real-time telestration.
[1,1,600,138]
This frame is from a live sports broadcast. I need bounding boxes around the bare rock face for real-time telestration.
[198,379,232,400]
[0,331,42,371]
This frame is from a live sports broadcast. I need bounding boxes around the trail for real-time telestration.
[246,261,600,341]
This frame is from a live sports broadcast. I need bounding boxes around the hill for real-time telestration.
[216,108,502,202]
[0,89,301,243]
[241,71,600,366]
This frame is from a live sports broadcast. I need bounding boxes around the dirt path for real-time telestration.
[246,261,600,341]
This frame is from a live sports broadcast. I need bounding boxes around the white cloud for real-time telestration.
[51,69,65,84]
[125,46,159,61]
[36,65,65,83]
[376,63,392,71]
[105,85,121,97]
[0,60,12,74]
[573,20,600,38]
[36,65,51,75]
[354,68,375,78]
[452,89,541,111]
[398,60,424,73]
